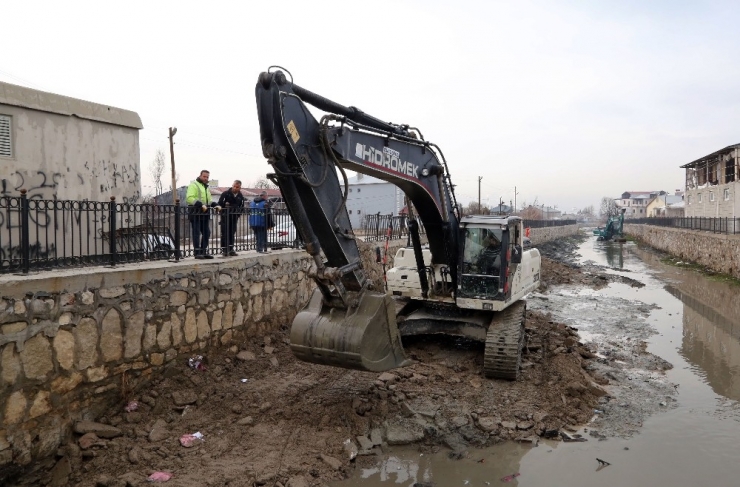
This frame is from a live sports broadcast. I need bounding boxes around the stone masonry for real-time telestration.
[625,223,740,278]
[528,224,579,245]
[0,251,314,477]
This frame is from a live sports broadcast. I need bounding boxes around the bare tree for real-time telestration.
[519,205,543,219]
[600,197,619,218]
[464,201,490,216]
[150,149,166,195]
[251,177,278,190]
[579,205,595,216]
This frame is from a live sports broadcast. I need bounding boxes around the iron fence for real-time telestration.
[361,213,425,242]
[522,219,577,228]
[628,217,740,234]
[360,213,577,241]
[0,192,297,275]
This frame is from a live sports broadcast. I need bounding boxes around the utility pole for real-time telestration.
[168,127,178,205]
[514,186,519,212]
[478,176,483,213]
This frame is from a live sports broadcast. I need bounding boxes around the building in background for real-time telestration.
[0,81,143,203]
[1,81,142,262]
[155,186,283,208]
[682,144,739,218]
[345,174,403,229]
[615,191,666,218]
[646,191,685,217]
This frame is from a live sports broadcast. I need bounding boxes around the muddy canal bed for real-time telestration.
[15,232,740,487]
[337,233,740,487]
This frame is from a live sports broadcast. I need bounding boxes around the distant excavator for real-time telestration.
[593,209,626,241]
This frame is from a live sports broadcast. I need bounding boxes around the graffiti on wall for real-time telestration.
[0,242,57,263]
[0,162,141,264]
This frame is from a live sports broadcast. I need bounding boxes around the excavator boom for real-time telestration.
[256,69,459,371]
[255,68,537,379]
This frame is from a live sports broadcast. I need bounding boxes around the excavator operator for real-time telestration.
[476,230,501,275]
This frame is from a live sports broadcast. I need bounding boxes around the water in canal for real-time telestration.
[335,234,740,487]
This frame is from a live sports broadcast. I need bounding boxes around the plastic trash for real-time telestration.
[241,378,248,383]
[179,431,204,447]
[501,473,520,482]
[593,409,603,414]
[188,355,207,371]
[659,401,667,406]
[147,471,173,482]
[124,401,139,412]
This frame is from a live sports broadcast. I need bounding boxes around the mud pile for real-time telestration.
[21,308,609,487]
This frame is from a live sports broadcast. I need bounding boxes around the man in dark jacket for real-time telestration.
[217,180,245,256]
[186,170,220,259]
[249,191,271,253]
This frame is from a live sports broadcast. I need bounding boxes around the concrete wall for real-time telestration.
[1,84,143,266]
[528,224,580,245]
[346,180,400,229]
[625,224,740,278]
[0,252,314,477]
[0,81,142,204]
[685,181,739,218]
[0,105,142,204]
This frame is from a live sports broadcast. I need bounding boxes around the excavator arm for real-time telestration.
[256,68,459,371]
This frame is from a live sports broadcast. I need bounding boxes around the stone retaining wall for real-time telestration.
[528,224,580,245]
[625,224,740,278]
[0,251,315,478]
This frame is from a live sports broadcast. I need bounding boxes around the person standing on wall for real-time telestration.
[186,170,220,259]
[218,180,245,256]
[249,190,270,253]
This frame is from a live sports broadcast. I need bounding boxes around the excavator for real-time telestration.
[255,68,541,379]
[593,208,626,241]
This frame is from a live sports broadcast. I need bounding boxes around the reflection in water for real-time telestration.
[629,246,740,402]
[344,443,530,486]
[666,285,740,401]
[602,241,625,269]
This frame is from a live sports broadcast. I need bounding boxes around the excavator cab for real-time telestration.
[459,224,507,301]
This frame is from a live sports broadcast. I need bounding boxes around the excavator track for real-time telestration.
[483,301,526,380]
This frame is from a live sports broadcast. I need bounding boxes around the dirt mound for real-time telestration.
[34,307,605,487]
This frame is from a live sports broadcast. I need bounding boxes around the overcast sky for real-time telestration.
[3,0,739,212]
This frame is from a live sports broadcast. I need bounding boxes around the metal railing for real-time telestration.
[627,217,740,234]
[361,213,426,242]
[360,213,576,241]
[0,192,297,275]
[521,219,577,228]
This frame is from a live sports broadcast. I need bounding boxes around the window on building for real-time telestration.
[357,188,361,192]
[725,188,730,201]
[0,115,12,158]
[357,209,361,214]
[349,189,353,193]
[640,209,643,213]
[687,195,691,205]
[726,158,736,183]
[698,193,702,203]
[349,210,353,214]
[710,192,714,202]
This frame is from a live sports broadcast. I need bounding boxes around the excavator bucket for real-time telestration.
[290,289,411,372]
